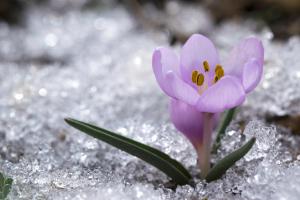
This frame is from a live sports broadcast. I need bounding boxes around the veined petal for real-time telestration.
[224,37,264,78]
[152,47,180,98]
[196,76,246,113]
[242,58,263,93]
[165,71,199,105]
[169,99,204,147]
[180,34,220,86]
[156,47,180,75]
[169,99,219,147]
[152,47,199,105]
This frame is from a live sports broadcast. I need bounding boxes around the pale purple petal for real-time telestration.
[152,47,199,105]
[156,47,180,75]
[242,58,263,93]
[223,37,264,78]
[180,34,220,86]
[152,47,179,98]
[169,99,219,147]
[196,76,246,113]
[169,99,200,146]
[165,71,199,105]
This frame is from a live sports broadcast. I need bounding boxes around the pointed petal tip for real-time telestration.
[153,46,165,55]
[180,33,219,86]
[188,33,211,41]
[152,48,161,63]
[223,36,264,79]
[151,47,176,98]
[244,36,264,56]
[245,36,264,56]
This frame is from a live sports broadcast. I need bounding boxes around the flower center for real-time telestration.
[191,60,225,93]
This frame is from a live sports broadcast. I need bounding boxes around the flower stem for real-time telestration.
[197,113,213,178]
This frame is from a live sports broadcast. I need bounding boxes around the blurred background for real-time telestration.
[1,0,299,41]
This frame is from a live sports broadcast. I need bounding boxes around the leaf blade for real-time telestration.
[4,178,12,187]
[0,173,4,189]
[73,119,191,177]
[0,173,13,200]
[212,107,237,154]
[2,184,11,199]
[65,118,192,185]
[206,137,256,182]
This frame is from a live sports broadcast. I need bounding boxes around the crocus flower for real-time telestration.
[152,34,264,177]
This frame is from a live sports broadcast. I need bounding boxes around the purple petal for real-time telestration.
[169,99,204,147]
[180,34,220,86]
[152,47,199,105]
[169,99,219,147]
[152,47,180,98]
[242,58,263,93]
[165,71,199,105]
[196,76,246,113]
[223,37,264,78]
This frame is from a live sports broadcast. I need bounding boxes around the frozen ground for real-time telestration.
[0,1,300,199]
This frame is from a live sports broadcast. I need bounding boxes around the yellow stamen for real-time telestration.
[203,61,210,72]
[196,73,205,86]
[215,64,224,78]
[192,70,198,83]
[214,75,219,83]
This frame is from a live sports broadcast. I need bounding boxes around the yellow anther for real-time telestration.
[214,75,219,83]
[215,64,224,78]
[196,73,205,86]
[192,70,198,83]
[203,61,210,72]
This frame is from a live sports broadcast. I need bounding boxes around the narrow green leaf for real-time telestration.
[4,178,12,187]
[65,118,192,185]
[212,107,237,154]
[2,184,11,199]
[0,173,13,200]
[206,137,256,182]
[0,173,4,188]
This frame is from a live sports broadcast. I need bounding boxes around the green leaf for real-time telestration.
[65,118,192,185]
[0,173,13,200]
[2,185,11,199]
[205,137,256,182]
[4,178,12,187]
[0,173,4,188]
[212,107,237,154]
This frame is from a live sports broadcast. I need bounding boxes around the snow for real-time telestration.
[0,1,300,199]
